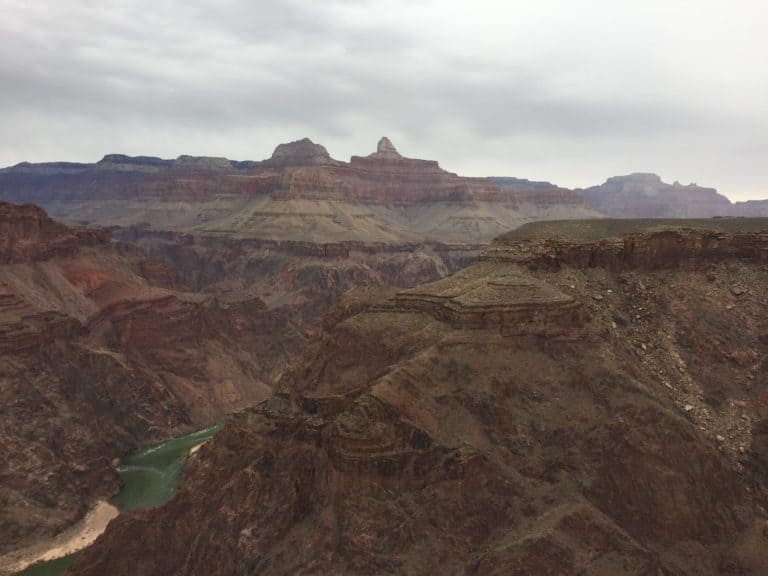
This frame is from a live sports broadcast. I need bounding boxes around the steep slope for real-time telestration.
[69,218,768,575]
[0,201,304,556]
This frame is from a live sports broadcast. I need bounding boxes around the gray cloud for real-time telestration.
[1,0,767,199]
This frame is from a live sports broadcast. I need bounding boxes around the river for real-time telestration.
[14,423,223,576]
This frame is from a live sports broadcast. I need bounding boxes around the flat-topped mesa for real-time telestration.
[0,161,90,176]
[483,218,768,270]
[581,173,733,218]
[0,201,109,263]
[263,138,339,168]
[393,261,583,336]
[171,155,234,172]
[394,218,768,335]
[489,177,592,208]
[96,154,173,173]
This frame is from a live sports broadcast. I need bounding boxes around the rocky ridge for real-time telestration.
[0,137,599,245]
[69,218,768,575]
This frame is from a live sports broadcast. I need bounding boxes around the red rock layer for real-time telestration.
[0,202,304,554]
[0,138,593,210]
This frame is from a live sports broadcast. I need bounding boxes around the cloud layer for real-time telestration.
[1,0,766,199]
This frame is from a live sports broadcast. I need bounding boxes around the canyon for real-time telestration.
[0,137,601,335]
[64,218,768,575]
[0,137,597,250]
[3,138,768,574]
[0,200,305,558]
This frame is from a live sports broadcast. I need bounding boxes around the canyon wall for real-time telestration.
[69,218,768,575]
[0,202,304,554]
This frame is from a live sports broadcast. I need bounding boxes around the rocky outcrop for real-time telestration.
[485,218,768,270]
[262,137,339,168]
[70,217,768,575]
[394,262,584,336]
[0,201,109,263]
[369,136,402,159]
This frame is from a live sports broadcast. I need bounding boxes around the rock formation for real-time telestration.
[581,173,734,218]
[369,136,402,159]
[0,140,599,368]
[0,201,305,555]
[264,137,339,168]
[69,218,768,575]
[0,137,599,245]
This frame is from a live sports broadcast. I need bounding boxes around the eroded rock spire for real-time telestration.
[371,136,402,159]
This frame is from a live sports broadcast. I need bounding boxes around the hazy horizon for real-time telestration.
[2,0,766,200]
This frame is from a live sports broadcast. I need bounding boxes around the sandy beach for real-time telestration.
[0,501,119,575]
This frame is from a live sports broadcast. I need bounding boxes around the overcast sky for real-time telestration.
[1,1,766,199]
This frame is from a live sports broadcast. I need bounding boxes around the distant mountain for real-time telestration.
[488,176,560,191]
[0,137,599,245]
[579,173,733,218]
[581,172,768,218]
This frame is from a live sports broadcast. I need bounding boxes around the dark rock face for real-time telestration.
[70,219,768,575]
[0,202,305,554]
[0,201,109,263]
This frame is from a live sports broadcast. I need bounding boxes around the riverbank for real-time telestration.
[0,501,118,575]
[1,423,223,576]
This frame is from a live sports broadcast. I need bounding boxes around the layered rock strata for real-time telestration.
[580,173,768,218]
[0,137,599,245]
[70,218,768,575]
[0,202,304,554]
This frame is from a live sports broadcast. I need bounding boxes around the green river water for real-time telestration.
[15,423,223,576]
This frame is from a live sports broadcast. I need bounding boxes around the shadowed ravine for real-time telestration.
[13,424,223,576]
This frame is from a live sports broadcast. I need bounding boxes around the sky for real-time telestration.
[1,1,767,200]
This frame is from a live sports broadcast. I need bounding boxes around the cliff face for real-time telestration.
[0,202,304,554]
[0,201,109,263]
[70,218,768,575]
[734,199,768,217]
[0,137,599,245]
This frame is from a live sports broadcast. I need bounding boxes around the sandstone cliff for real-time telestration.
[69,218,768,575]
[0,137,599,245]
